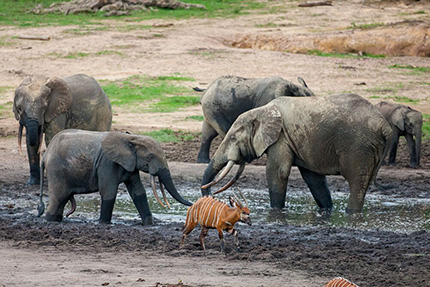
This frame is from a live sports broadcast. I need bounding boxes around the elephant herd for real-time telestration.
[12,73,423,224]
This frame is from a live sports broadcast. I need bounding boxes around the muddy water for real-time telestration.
[53,185,430,233]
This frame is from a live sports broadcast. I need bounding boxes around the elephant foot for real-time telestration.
[45,213,63,222]
[26,176,40,186]
[142,215,154,226]
[345,207,362,214]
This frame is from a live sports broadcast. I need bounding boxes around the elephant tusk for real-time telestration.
[213,162,245,195]
[159,178,171,209]
[65,195,76,217]
[37,125,43,154]
[201,160,235,189]
[151,175,166,208]
[18,124,23,156]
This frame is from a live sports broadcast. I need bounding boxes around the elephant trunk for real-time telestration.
[18,124,23,155]
[25,118,40,147]
[158,168,192,206]
[416,129,422,166]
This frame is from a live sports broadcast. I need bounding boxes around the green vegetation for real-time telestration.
[389,96,419,104]
[48,50,123,59]
[306,49,385,59]
[102,74,199,112]
[1,0,267,27]
[0,102,13,118]
[142,128,198,142]
[0,36,15,46]
[186,115,204,121]
[348,22,385,30]
[389,64,430,74]
[64,52,91,59]
[365,82,403,95]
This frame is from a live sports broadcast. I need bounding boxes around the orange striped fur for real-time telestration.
[325,277,359,287]
[180,196,251,252]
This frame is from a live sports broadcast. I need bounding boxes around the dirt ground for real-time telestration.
[1,1,430,287]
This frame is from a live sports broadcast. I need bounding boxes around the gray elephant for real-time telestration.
[374,101,422,167]
[196,75,315,163]
[201,94,393,213]
[13,74,112,185]
[37,129,192,224]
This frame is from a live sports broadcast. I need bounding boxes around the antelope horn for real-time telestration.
[18,124,23,156]
[236,186,249,208]
[201,160,234,189]
[213,162,245,195]
[151,175,166,208]
[159,179,171,209]
[231,188,244,208]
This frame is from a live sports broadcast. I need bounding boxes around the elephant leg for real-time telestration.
[99,183,119,224]
[388,132,399,166]
[26,137,40,185]
[265,143,294,209]
[404,133,417,167]
[197,120,218,163]
[45,189,69,222]
[343,164,374,214]
[124,172,153,225]
[298,167,332,211]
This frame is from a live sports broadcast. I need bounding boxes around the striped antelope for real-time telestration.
[180,190,251,253]
[324,277,359,287]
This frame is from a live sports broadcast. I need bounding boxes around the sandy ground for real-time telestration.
[1,1,430,286]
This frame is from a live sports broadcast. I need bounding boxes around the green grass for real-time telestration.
[0,0,267,27]
[142,129,199,142]
[389,64,430,73]
[102,74,198,112]
[348,22,385,30]
[48,50,123,59]
[186,115,204,121]
[365,82,404,95]
[0,102,13,118]
[0,36,15,46]
[307,49,385,59]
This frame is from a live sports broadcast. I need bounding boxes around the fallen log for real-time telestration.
[298,1,333,7]
[17,36,51,41]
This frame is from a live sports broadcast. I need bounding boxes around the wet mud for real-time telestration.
[1,139,429,287]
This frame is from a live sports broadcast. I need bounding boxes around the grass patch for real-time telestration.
[0,102,13,118]
[64,52,91,59]
[365,82,403,95]
[102,74,198,112]
[307,49,385,59]
[186,115,204,121]
[389,64,430,73]
[142,129,198,142]
[348,22,385,30]
[389,96,419,104]
[48,50,123,59]
[0,36,15,46]
[0,0,267,27]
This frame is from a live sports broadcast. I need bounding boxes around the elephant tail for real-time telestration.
[373,123,396,191]
[37,160,45,217]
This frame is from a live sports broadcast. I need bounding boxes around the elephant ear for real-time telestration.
[391,107,406,131]
[44,77,73,123]
[251,105,283,157]
[101,132,136,172]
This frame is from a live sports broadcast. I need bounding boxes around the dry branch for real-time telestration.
[298,1,333,7]
[17,36,51,41]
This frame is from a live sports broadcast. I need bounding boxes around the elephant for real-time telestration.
[37,129,192,225]
[201,94,393,214]
[196,75,315,163]
[374,101,422,167]
[13,74,112,185]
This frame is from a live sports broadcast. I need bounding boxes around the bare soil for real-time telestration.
[0,1,430,287]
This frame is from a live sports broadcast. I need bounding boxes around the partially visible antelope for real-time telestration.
[324,277,359,287]
[180,189,251,253]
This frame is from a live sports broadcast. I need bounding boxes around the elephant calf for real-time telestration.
[38,130,192,224]
[13,74,112,185]
[375,101,422,167]
[197,75,315,163]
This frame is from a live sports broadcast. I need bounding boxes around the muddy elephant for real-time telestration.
[37,130,192,224]
[196,75,315,163]
[201,94,393,213]
[13,74,112,185]
[374,101,422,167]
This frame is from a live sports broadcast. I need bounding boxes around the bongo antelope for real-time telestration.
[324,277,359,287]
[180,189,251,253]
